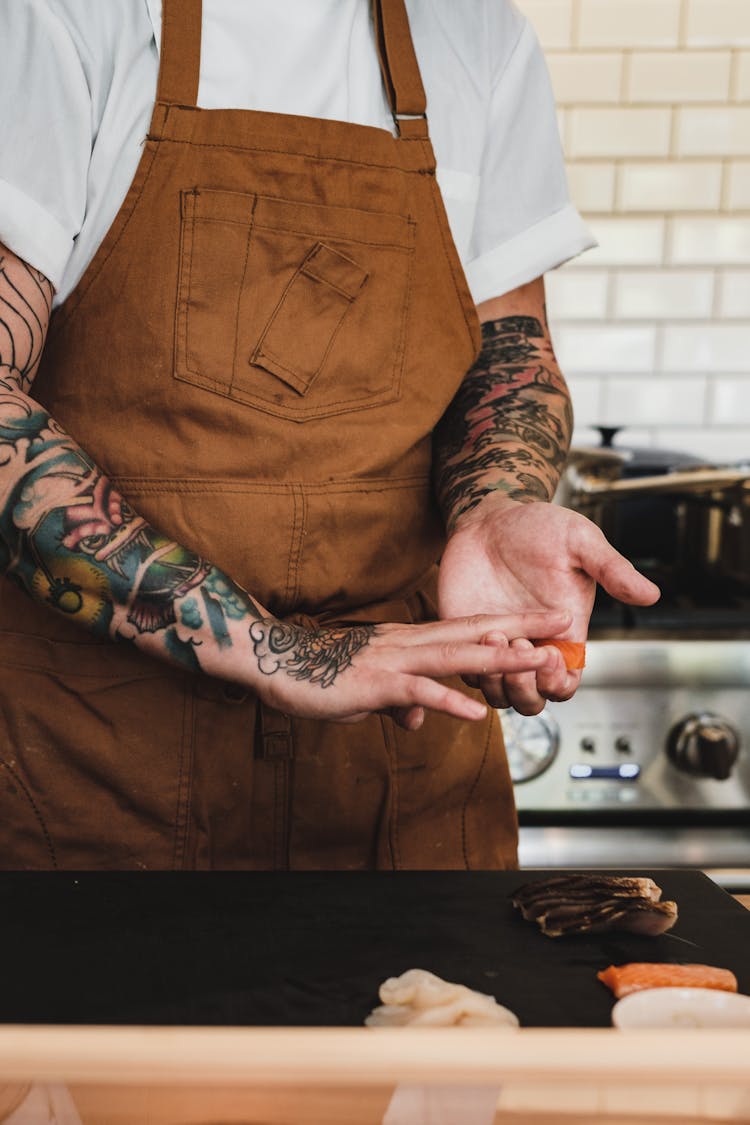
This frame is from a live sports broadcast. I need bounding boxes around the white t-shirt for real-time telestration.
[0,0,594,308]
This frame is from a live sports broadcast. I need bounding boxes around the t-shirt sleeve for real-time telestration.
[464,12,595,305]
[0,1,91,290]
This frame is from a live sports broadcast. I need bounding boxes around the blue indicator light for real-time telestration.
[569,763,641,781]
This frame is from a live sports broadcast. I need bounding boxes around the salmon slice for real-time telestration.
[598,962,738,999]
[533,639,586,670]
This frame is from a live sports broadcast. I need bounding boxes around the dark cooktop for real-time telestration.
[591,588,750,637]
[0,870,747,1029]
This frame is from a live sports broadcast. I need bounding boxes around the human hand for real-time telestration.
[245,610,570,730]
[437,498,660,714]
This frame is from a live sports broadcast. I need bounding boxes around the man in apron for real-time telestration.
[0,0,658,870]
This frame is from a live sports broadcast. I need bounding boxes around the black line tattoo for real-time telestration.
[0,255,53,390]
[433,314,572,529]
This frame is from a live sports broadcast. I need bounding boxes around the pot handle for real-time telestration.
[575,467,750,498]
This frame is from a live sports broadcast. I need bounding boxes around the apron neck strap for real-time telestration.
[155,0,429,140]
[156,0,202,107]
[372,0,429,139]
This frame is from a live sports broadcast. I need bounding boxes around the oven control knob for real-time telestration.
[501,707,560,784]
[666,712,740,781]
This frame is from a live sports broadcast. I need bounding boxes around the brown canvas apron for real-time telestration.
[0,0,518,870]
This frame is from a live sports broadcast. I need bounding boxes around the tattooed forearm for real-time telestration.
[433,313,573,529]
[0,367,257,642]
[0,366,369,692]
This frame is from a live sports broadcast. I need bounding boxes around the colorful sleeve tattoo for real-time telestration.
[0,246,372,688]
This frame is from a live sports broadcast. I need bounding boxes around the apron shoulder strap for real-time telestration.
[155,0,202,107]
[153,0,429,141]
[372,0,429,139]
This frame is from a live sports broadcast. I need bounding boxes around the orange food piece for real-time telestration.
[534,639,586,670]
[597,962,738,999]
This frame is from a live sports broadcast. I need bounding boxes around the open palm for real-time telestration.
[438,500,660,712]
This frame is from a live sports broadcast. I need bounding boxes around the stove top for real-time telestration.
[508,639,750,814]
[508,637,750,886]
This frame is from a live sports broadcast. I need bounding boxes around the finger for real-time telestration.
[388,675,488,722]
[573,526,660,607]
[470,630,506,696]
[543,669,582,703]
[532,648,575,700]
[477,673,510,709]
[395,640,556,679]
[382,610,572,646]
[502,639,547,716]
[390,705,426,731]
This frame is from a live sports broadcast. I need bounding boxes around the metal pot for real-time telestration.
[561,428,750,598]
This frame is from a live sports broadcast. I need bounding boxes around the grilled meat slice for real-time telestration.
[510,874,678,938]
[535,897,678,938]
[511,875,661,915]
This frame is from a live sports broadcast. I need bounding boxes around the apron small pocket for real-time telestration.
[175,187,414,421]
[252,242,368,395]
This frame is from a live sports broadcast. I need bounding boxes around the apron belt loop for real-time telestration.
[372,0,429,140]
[257,703,293,761]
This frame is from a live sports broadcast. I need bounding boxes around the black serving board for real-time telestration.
[0,870,747,1028]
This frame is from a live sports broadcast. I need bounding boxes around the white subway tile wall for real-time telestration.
[515,0,750,461]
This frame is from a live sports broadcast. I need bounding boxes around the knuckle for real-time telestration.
[440,642,462,663]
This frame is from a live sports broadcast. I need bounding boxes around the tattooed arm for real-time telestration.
[0,244,565,729]
[435,279,572,526]
[434,277,659,715]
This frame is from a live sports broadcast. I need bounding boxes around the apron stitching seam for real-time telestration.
[150,136,433,175]
[460,716,493,871]
[109,477,429,493]
[183,197,199,378]
[216,388,402,418]
[392,228,415,405]
[172,681,194,870]
[286,486,305,607]
[229,198,257,395]
[252,225,413,252]
[284,758,292,870]
[177,193,202,383]
[380,716,400,870]
[1,659,167,680]
[50,139,162,334]
[0,759,58,869]
[426,176,479,353]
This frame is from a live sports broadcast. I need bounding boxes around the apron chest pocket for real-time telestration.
[175,188,415,421]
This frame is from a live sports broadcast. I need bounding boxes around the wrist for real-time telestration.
[448,491,544,536]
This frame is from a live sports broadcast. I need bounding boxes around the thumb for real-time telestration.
[578,529,661,607]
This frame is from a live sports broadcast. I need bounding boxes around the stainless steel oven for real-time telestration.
[507,637,750,891]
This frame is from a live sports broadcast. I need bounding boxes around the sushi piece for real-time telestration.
[598,962,738,999]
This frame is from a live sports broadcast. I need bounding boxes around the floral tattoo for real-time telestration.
[250,620,375,687]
